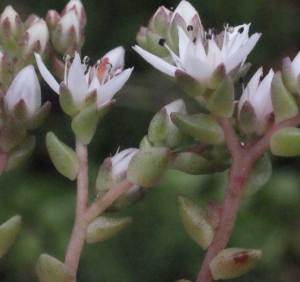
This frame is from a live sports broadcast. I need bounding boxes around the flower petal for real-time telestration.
[178,26,190,60]
[292,51,300,77]
[102,46,125,71]
[225,33,261,73]
[34,53,59,94]
[97,67,133,107]
[132,45,177,76]
[67,52,89,107]
[207,40,223,68]
[185,54,213,83]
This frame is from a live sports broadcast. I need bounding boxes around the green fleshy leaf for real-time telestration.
[46,132,79,180]
[243,153,272,197]
[139,135,154,149]
[36,254,76,282]
[171,152,213,175]
[127,147,170,187]
[86,216,132,243]
[210,248,262,280]
[5,135,36,171]
[171,113,225,145]
[208,64,226,89]
[271,72,298,123]
[177,195,214,250]
[270,127,300,157]
[175,69,206,97]
[238,101,257,135]
[0,215,21,258]
[95,158,113,196]
[13,99,28,123]
[207,76,234,118]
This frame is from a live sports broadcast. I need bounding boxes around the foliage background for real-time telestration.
[1,0,300,281]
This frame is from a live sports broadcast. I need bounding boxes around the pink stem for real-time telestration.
[64,138,89,275]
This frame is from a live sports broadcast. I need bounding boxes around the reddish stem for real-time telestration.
[195,113,300,282]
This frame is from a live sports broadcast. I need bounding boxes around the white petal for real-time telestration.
[178,26,190,60]
[207,40,223,68]
[171,0,199,26]
[67,52,89,106]
[88,75,101,93]
[102,46,125,71]
[185,54,213,83]
[238,67,262,115]
[292,51,300,77]
[34,53,59,94]
[224,33,261,73]
[253,69,274,119]
[112,148,138,176]
[97,67,133,107]
[226,24,250,58]
[132,45,177,76]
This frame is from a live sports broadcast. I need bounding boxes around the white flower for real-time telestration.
[63,0,86,26]
[111,148,138,177]
[5,65,41,119]
[35,46,133,109]
[238,68,274,133]
[133,24,261,88]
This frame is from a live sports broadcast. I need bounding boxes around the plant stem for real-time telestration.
[64,138,89,275]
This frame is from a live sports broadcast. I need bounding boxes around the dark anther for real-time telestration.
[239,77,244,84]
[223,22,228,29]
[211,28,217,36]
[193,37,196,43]
[259,75,265,82]
[238,27,244,34]
[187,25,193,31]
[158,38,166,46]
[206,33,212,40]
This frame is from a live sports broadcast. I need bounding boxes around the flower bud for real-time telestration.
[148,6,172,35]
[36,254,76,282]
[127,147,170,187]
[5,65,41,120]
[19,18,49,59]
[45,10,61,31]
[62,0,86,27]
[52,10,83,55]
[0,6,23,41]
[148,99,188,149]
[0,215,21,258]
[210,248,262,280]
[177,195,214,250]
[86,216,132,243]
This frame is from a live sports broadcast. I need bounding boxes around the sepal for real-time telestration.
[177,195,214,250]
[175,69,206,97]
[127,147,170,187]
[270,127,300,157]
[210,248,262,280]
[4,135,36,171]
[45,132,79,180]
[208,64,226,89]
[271,72,298,123]
[86,216,132,243]
[139,135,154,149]
[26,101,51,130]
[0,215,21,258]
[171,113,225,145]
[238,101,257,135]
[59,82,78,116]
[148,108,168,143]
[206,76,234,118]
[36,254,76,282]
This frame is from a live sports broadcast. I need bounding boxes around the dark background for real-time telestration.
[1,0,300,281]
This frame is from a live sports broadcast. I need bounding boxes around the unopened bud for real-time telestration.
[0,6,23,41]
[20,19,49,57]
[63,0,86,27]
[210,248,262,280]
[52,10,83,55]
[45,10,61,31]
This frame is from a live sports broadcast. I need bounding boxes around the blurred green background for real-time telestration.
[1,0,300,281]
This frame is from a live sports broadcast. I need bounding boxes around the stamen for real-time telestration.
[63,55,71,84]
[158,38,166,46]
[206,28,217,40]
[238,27,244,34]
[187,25,193,32]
